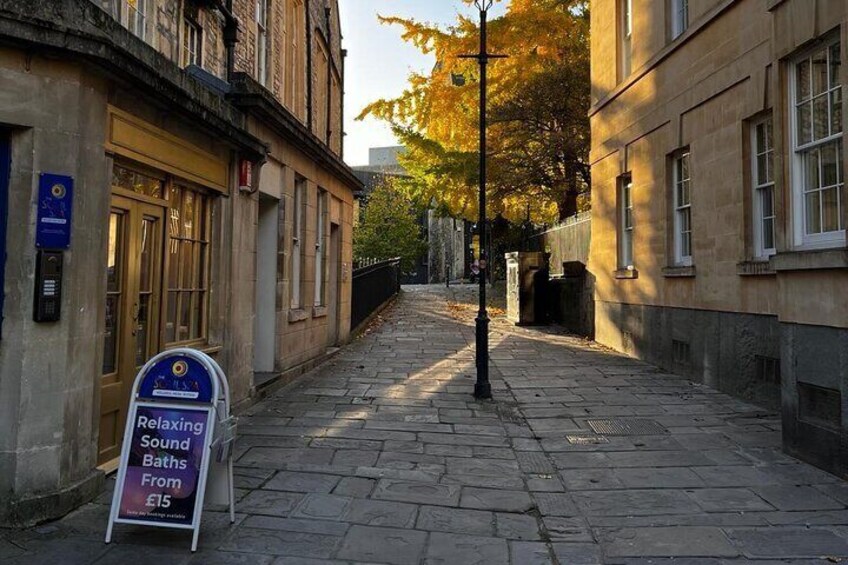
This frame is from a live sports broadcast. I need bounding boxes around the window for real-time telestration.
[256,0,269,86]
[752,116,776,257]
[125,0,148,40]
[673,151,692,265]
[284,0,307,120]
[671,0,688,40]
[182,18,202,67]
[618,174,634,269]
[291,177,305,309]
[313,37,330,142]
[314,190,327,307]
[165,184,211,345]
[791,38,844,248]
[619,0,632,80]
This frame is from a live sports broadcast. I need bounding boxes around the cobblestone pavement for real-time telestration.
[5,285,848,564]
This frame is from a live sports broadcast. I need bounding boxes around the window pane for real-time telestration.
[165,290,178,343]
[805,191,821,234]
[103,295,119,374]
[830,42,841,90]
[832,89,843,135]
[822,142,839,187]
[812,49,829,96]
[797,59,811,101]
[183,190,195,239]
[805,148,821,189]
[822,187,840,232]
[756,153,768,186]
[179,291,191,342]
[112,164,162,198]
[107,213,122,292]
[813,95,829,141]
[191,292,203,340]
[181,240,193,289]
[766,149,774,184]
[797,101,812,145]
[763,218,775,250]
[761,186,774,218]
[169,189,182,238]
[756,123,766,153]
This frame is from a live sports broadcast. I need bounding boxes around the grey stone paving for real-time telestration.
[4,285,848,563]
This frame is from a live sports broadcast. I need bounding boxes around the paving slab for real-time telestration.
[424,532,509,565]
[416,505,494,536]
[599,526,738,558]
[336,525,426,565]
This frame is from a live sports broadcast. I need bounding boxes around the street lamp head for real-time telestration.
[474,0,494,12]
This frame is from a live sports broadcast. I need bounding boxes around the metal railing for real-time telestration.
[350,257,401,332]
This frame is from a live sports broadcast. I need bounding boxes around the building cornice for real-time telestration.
[0,0,267,161]
[227,73,364,192]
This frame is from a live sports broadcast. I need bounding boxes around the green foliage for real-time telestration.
[354,179,428,274]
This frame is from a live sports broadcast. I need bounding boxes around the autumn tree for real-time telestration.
[358,0,590,223]
[354,178,428,273]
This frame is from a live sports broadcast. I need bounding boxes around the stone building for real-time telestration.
[0,0,358,525]
[589,0,846,476]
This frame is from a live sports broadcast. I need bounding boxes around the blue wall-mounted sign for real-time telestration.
[36,173,73,249]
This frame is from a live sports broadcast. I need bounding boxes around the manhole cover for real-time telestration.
[566,435,610,445]
[587,419,668,436]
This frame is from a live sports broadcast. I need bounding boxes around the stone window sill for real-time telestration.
[662,265,696,278]
[288,308,309,323]
[614,268,639,279]
[736,260,776,276]
[312,306,328,318]
[771,249,848,272]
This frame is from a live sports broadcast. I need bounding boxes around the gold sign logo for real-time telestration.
[172,360,188,377]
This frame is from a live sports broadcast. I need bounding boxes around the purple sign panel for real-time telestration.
[118,406,209,525]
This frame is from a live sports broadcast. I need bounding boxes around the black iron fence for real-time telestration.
[351,257,401,332]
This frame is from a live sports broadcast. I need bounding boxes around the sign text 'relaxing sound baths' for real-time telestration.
[118,406,207,524]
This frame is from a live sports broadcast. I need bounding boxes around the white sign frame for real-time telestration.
[105,348,235,552]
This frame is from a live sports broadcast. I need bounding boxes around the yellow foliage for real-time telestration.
[358,0,590,224]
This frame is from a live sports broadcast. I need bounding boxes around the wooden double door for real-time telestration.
[98,194,165,465]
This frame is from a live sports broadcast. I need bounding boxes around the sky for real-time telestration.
[338,1,507,167]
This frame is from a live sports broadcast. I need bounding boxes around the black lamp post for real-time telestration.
[461,0,505,400]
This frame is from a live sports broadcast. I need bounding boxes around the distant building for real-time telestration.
[589,0,846,476]
[352,147,468,283]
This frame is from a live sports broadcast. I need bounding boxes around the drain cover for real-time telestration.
[566,435,610,445]
[587,419,668,436]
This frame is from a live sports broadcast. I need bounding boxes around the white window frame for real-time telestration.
[182,18,202,68]
[256,0,269,86]
[314,189,326,307]
[673,151,693,266]
[619,174,634,269]
[291,179,305,309]
[789,36,845,250]
[752,116,777,258]
[671,0,688,40]
[115,0,148,41]
[619,0,632,80]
